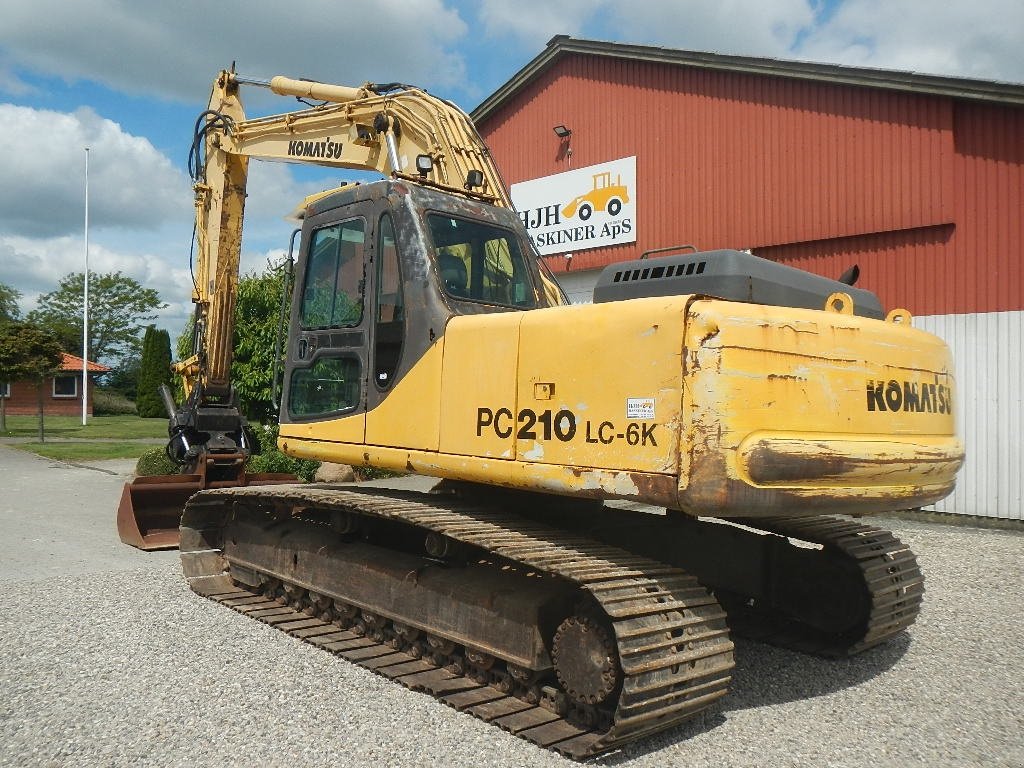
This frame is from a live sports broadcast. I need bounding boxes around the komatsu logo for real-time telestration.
[866,379,952,414]
[287,137,344,160]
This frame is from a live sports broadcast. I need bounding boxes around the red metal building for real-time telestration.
[472,37,1024,520]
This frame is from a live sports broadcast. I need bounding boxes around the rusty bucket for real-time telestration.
[117,458,297,550]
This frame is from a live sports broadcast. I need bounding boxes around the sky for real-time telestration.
[1,0,1022,359]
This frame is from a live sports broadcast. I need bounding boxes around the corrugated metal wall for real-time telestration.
[916,312,1023,519]
[479,51,1024,520]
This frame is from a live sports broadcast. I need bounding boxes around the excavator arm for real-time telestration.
[120,68,555,550]
[179,68,514,405]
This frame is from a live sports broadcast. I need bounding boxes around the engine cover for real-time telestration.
[593,249,884,319]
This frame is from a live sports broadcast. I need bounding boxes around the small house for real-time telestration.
[1,353,110,416]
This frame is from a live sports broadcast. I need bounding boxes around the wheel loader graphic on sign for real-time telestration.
[561,170,630,220]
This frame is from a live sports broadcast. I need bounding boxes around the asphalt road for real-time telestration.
[0,444,1021,767]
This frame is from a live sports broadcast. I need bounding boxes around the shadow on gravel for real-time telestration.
[595,711,729,765]
[592,633,909,764]
[724,633,910,710]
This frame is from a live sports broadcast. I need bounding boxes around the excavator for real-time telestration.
[117,67,963,758]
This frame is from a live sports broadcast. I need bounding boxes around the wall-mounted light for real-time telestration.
[553,125,573,167]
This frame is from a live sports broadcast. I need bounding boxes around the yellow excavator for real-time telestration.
[117,68,963,758]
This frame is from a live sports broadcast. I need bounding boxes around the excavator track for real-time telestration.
[180,485,735,759]
[723,515,925,656]
[499,498,925,658]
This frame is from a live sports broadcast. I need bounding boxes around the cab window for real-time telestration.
[375,214,404,389]
[427,214,536,308]
[288,356,361,417]
[300,218,365,328]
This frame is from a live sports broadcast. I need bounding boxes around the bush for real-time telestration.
[135,447,178,476]
[246,424,320,482]
[92,388,138,415]
[354,466,403,481]
[103,359,141,400]
[134,425,321,481]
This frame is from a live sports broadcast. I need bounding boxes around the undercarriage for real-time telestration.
[180,483,923,758]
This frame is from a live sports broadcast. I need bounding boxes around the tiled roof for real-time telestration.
[60,352,110,373]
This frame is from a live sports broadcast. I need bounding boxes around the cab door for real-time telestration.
[280,206,370,443]
[364,207,444,450]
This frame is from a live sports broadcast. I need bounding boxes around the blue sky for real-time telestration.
[1,0,1021,355]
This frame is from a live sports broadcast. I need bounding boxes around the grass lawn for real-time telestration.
[10,442,154,462]
[0,414,167,439]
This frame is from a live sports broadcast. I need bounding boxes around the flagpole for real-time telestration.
[82,147,89,426]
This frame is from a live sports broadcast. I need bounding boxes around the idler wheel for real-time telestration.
[551,614,621,705]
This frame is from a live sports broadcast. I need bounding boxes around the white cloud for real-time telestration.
[0,233,194,339]
[0,0,469,102]
[476,0,815,59]
[477,0,598,46]
[604,0,815,58]
[0,157,347,348]
[0,104,193,321]
[0,54,32,96]
[474,0,1024,83]
[795,0,1024,82]
[0,104,191,238]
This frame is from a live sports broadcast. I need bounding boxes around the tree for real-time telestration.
[169,260,290,423]
[173,316,194,404]
[27,271,166,368]
[103,358,141,401]
[136,326,172,418]
[0,322,64,438]
[0,283,22,430]
[232,261,291,423]
[0,283,21,323]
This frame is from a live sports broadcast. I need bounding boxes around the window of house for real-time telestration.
[53,375,78,398]
[1,382,9,398]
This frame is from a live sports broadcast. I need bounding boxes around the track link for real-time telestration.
[505,498,926,658]
[727,515,925,656]
[180,485,734,759]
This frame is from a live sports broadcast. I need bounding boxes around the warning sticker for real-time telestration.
[626,398,655,420]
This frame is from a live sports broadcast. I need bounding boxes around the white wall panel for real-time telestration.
[555,267,599,304]
[915,311,1022,519]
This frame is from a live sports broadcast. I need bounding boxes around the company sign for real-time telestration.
[511,156,636,256]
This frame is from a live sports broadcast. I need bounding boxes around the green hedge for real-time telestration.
[247,424,320,482]
[134,426,320,482]
[135,447,178,476]
[92,388,137,415]
[136,326,172,418]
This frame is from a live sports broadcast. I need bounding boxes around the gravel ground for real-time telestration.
[0,445,1021,767]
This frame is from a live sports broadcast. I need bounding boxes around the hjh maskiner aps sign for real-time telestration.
[511,156,636,256]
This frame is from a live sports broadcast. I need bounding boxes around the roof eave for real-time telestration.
[471,36,1024,124]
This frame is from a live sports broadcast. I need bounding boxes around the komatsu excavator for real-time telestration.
[118,67,963,758]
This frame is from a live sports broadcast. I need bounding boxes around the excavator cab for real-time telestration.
[277,180,556,438]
